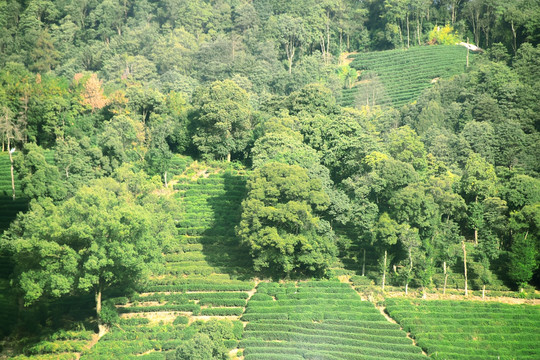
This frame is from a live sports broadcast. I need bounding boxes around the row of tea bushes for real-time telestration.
[241,280,425,360]
[385,298,540,359]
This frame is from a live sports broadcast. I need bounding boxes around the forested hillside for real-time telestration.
[0,0,539,359]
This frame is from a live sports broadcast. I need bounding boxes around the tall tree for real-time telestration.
[1,177,174,333]
[275,14,306,74]
[191,80,252,161]
[237,162,335,277]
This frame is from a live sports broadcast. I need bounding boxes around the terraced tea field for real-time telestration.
[241,281,425,360]
[82,164,255,359]
[341,45,475,108]
[385,298,540,360]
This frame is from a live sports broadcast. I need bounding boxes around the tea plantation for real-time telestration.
[386,298,540,360]
[81,161,255,359]
[341,45,475,108]
[241,281,424,360]
[2,160,539,360]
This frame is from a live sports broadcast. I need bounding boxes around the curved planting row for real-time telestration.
[385,298,540,360]
[241,280,425,360]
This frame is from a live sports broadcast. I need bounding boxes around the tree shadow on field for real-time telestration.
[201,171,253,280]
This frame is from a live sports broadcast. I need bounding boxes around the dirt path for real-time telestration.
[374,304,428,357]
[345,279,429,357]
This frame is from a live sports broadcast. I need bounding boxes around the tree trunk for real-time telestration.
[8,137,15,201]
[417,17,421,46]
[474,194,478,246]
[398,22,403,48]
[164,171,168,188]
[443,261,448,295]
[406,247,412,295]
[227,152,231,162]
[339,29,343,55]
[511,20,517,55]
[326,13,331,65]
[362,248,366,277]
[382,250,387,292]
[482,284,485,300]
[95,282,106,337]
[467,37,470,68]
[286,43,295,75]
[462,240,468,296]
[406,16,410,48]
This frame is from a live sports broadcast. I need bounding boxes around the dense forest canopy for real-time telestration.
[0,1,539,352]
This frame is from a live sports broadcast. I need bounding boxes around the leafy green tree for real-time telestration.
[15,143,67,202]
[389,182,439,237]
[373,212,400,290]
[55,136,105,197]
[98,114,147,173]
[460,152,498,202]
[1,177,170,331]
[274,14,306,74]
[175,333,214,360]
[508,232,537,290]
[461,121,495,163]
[237,162,335,277]
[460,152,498,244]
[126,85,165,123]
[501,173,540,210]
[386,125,427,171]
[286,83,339,116]
[397,224,422,294]
[145,114,174,187]
[191,80,252,161]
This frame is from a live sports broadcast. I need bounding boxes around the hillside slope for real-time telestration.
[341,45,475,108]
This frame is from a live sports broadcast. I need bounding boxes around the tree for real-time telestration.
[77,73,108,113]
[54,136,105,197]
[98,114,147,173]
[508,232,537,290]
[175,333,214,360]
[1,177,172,333]
[374,212,400,291]
[14,143,67,202]
[386,125,427,171]
[191,80,252,161]
[237,162,335,277]
[398,224,421,294]
[275,14,306,74]
[460,152,498,245]
[145,114,174,187]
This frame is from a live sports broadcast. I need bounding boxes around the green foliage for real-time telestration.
[386,298,540,359]
[173,316,189,326]
[191,80,252,161]
[238,162,335,276]
[1,176,175,313]
[509,232,538,288]
[175,333,214,360]
[15,143,67,201]
[99,299,119,326]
